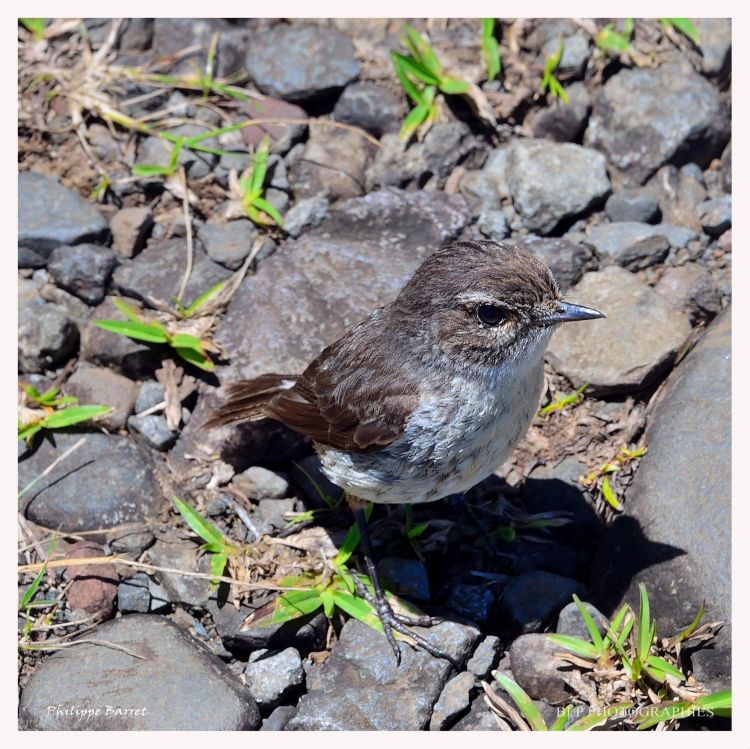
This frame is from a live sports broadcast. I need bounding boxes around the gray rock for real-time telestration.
[586,64,729,185]
[283,196,329,238]
[446,584,495,625]
[721,140,731,193]
[452,694,501,730]
[18,432,164,532]
[287,619,478,730]
[693,18,731,77]
[108,530,155,556]
[497,571,584,633]
[265,188,290,216]
[18,615,260,729]
[135,380,165,413]
[197,221,259,270]
[291,455,342,507]
[509,633,576,704]
[128,413,177,451]
[377,557,430,603]
[528,81,591,143]
[591,310,731,687]
[242,98,308,155]
[257,498,296,529]
[289,123,374,201]
[585,222,693,267]
[117,572,151,613]
[234,466,289,499]
[135,130,216,181]
[18,171,110,256]
[647,164,706,231]
[521,237,598,290]
[112,239,232,307]
[466,635,501,679]
[148,578,171,613]
[605,189,660,223]
[47,243,116,305]
[505,139,610,234]
[333,81,405,137]
[546,266,692,395]
[459,169,502,214]
[245,25,359,102]
[477,209,510,241]
[261,705,298,730]
[117,17,153,50]
[148,540,211,608]
[697,196,731,236]
[541,32,590,78]
[556,600,608,640]
[110,207,153,258]
[655,263,722,323]
[245,648,305,711]
[64,366,138,430]
[430,671,476,730]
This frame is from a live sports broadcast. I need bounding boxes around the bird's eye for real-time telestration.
[476,304,506,327]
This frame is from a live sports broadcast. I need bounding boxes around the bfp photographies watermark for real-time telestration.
[46,704,149,723]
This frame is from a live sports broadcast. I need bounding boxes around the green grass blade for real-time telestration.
[132,164,171,177]
[567,703,633,731]
[600,476,622,510]
[333,503,373,567]
[645,655,685,682]
[170,333,204,351]
[439,76,470,94]
[18,540,57,611]
[493,672,548,731]
[394,51,441,87]
[320,588,335,618]
[391,52,425,104]
[94,319,169,343]
[112,297,143,322]
[404,25,442,78]
[18,423,42,443]
[572,594,604,651]
[695,689,732,716]
[662,18,700,45]
[399,103,429,141]
[183,280,227,316]
[550,704,572,730]
[637,583,653,662]
[173,347,215,371]
[209,553,228,586]
[250,135,270,195]
[20,18,45,41]
[331,589,383,632]
[678,601,705,641]
[41,405,111,429]
[173,497,227,546]
[546,633,599,660]
[251,196,283,227]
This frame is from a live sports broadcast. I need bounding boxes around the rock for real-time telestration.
[466,635,501,679]
[171,189,470,470]
[283,196,329,238]
[234,466,289,499]
[245,648,305,712]
[693,18,731,77]
[64,366,138,430]
[148,540,211,608]
[497,571,584,634]
[47,244,116,305]
[476,209,509,241]
[117,18,153,50]
[18,171,110,257]
[556,600,608,640]
[18,432,164,533]
[505,139,610,234]
[18,289,79,373]
[445,584,495,626]
[80,296,161,378]
[546,266,692,395]
[148,578,171,613]
[605,189,660,224]
[112,238,232,307]
[261,705,298,730]
[377,557,430,603]
[721,141,731,193]
[137,125,218,180]
[134,380,165,413]
[655,263,722,323]
[197,221,258,270]
[264,188,290,216]
[452,694,501,730]
[109,207,153,258]
[590,310,731,687]
[207,598,327,652]
[245,25,359,102]
[289,123,373,201]
[459,169,502,214]
[291,455,342,507]
[333,81,405,136]
[618,234,671,271]
[127,413,177,451]
[430,671,476,730]
[584,222,688,267]
[586,64,729,185]
[257,498,296,530]
[521,237,598,291]
[528,81,591,143]
[647,164,706,231]
[697,196,731,236]
[117,572,152,613]
[533,21,590,77]
[287,619,478,730]
[242,98,308,154]
[109,530,155,556]
[65,541,118,619]
[19,615,260,729]
[509,633,575,704]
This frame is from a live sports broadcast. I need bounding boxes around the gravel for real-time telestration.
[245,648,305,712]
[605,188,660,223]
[64,366,138,430]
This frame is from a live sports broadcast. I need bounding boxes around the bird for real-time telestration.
[206,239,604,665]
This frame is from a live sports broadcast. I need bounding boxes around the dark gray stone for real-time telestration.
[476,209,510,241]
[509,633,576,704]
[505,139,610,234]
[291,455,343,507]
[234,466,289,499]
[117,572,151,613]
[148,578,171,613]
[446,584,495,625]
[245,25,359,102]
[452,694,501,730]
[110,207,153,258]
[109,530,155,556]
[196,220,259,270]
[377,557,430,603]
[693,18,731,77]
[257,498,296,530]
[528,81,591,143]
[135,125,217,180]
[585,222,696,267]
[698,196,731,236]
[497,571,584,634]
[64,366,138,430]
[283,196,329,238]
[466,635,501,678]
[18,615,260,729]
[586,64,730,185]
[591,309,731,688]
[333,81,405,137]
[134,380,165,413]
[541,32,590,78]
[546,266,693,395]
[287,618,478,730]
[128,414,177,451]
[647,164,706,232]
[261,705,298,730]
[430,671,476,730]
[242,98,308,155]
[556,600,608,640]
[18,171,110,256]
[18,432,164,532]
[605,189,660,223]
[245,648,304,711]
[655,263,722,323]
[148,540,211,608]
[521,236,598,291]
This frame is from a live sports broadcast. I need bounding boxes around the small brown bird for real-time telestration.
[207,240,603,664]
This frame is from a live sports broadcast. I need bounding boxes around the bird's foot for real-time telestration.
[350,574,459,669]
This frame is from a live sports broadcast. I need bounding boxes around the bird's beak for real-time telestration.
[539,301,605,326]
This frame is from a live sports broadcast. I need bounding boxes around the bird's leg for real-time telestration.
[346,496,459,669]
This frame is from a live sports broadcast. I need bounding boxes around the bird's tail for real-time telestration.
[203,374,298,429]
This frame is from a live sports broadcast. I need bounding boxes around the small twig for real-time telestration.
[174,166,194,304]
[18,436,87,502]
[20,638,147,659]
